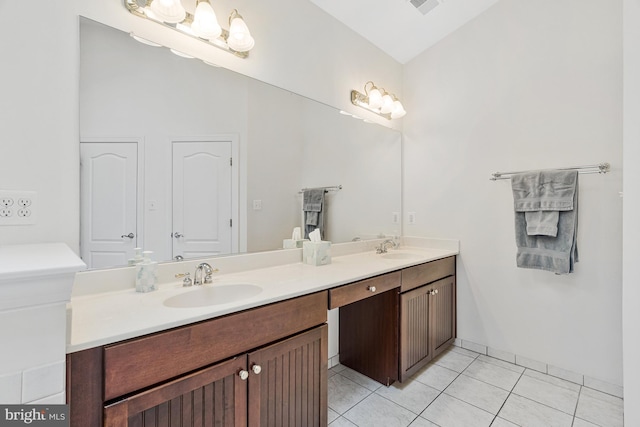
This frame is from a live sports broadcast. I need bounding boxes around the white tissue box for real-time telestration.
[303,241,332,266]
[283,239,308,249]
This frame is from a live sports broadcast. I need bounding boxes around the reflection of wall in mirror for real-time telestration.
[79,18,401,267]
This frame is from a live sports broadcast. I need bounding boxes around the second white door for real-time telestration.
[172,140,233,259]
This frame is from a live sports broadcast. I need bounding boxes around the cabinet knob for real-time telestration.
[238,370,249,380]
[251,364,262,375]
[368,286,376,293]
[434,289,439,294]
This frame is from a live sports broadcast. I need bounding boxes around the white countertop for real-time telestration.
[67,241,458,353]
[0,243,86,281]
[0,243,86,311]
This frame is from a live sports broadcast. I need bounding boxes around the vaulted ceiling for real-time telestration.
[309,0,499,64]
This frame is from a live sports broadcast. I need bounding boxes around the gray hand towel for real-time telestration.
[511,170,579,274]
[512,170,578,237]
[303,189,326,239]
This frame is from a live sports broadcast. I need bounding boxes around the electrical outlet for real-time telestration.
[18,198,32,207]
[0,190,36,225]
[392,212,400,224]
[408,212,417,224]
[252,199,262,210]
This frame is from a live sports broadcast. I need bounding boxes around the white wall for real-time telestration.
[403,0,623,385]
[623,0,640,422]
[0,2,79,251]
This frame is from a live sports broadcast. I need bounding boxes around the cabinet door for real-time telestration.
[431,276,456,355]
[103,357,247,427]
[400,284,432,382]
[399,276,456,382]
[248,325,328,427]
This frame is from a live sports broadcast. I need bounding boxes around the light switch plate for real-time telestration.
[0,190,37,225]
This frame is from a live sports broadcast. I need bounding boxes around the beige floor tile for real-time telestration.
[444,374,509,414]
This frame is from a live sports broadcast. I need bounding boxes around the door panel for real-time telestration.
[400,285,432,382]
[80,142,137,269]
[248,325,328,427]
[432,277,456,354]
[103,357,247,427]
[172,141,232,260]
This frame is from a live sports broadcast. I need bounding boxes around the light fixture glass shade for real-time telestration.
[227,15,255,52]
[170,48,194,59]
[150,0,186,24]
[390,100,407,119]
[191,0,222,40]
[380,94,394,114]
[367,88,383,110]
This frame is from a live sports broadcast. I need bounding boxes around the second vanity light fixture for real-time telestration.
[125,0,255,58]
[351,81,406,120]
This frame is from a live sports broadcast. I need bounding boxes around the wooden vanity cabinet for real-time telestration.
[333,272,401,386]
[67,291,328,427]
[333,256,456,385]
[399,256,456,382]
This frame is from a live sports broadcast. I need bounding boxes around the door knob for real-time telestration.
[121,232,134,239]
[172,232,184,238]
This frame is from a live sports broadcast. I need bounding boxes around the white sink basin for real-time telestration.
[164,284,263,308]
[381,251,422,260]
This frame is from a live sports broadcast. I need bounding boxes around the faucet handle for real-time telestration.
[175,272,192,287]
[204,267,219,284]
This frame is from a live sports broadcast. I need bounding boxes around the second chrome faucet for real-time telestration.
[194,262,218,286]
[175,262,219,287]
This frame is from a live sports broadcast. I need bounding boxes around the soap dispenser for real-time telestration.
[128,247,144,266]
[135,250,158,293]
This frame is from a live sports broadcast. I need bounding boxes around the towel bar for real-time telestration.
[299,185,343,193]
[490,163,610,181]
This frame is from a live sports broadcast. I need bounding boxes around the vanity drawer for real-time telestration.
[401,256,455,292]
[103,291,327,401]
[329,271,401,309]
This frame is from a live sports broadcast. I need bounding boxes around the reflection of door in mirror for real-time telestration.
[172,140,233,260]
[80,141,139,269]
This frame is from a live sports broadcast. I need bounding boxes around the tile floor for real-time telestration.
[328,346,624,427]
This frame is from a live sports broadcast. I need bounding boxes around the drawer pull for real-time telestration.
[252,364,262,375]
[368,286,377,293]
[239,370,249,380]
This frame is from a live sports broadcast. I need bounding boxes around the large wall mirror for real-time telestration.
[80,18,402,269]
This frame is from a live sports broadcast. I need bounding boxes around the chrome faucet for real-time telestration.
[376,239,398,254]
[194,262,218,285]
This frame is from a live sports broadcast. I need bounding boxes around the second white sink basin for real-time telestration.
[164,284,263,308]
[381,251,422,260]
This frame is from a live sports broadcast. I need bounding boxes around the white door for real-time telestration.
[172,141,232,259]
[80,142,138,269]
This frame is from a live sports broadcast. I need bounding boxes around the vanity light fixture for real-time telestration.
[226,9,255,53]
[350,81,407,120]
[125,0,255,58]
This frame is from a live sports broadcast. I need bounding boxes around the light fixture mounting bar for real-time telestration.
[351,90,392,120]
[124,0,249,59]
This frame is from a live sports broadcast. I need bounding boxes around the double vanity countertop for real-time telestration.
[67,237,459,353]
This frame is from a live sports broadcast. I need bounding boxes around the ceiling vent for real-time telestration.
[408,0,442,15]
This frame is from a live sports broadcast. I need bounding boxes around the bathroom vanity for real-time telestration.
[334,256,456,386]
[66,240,457,426]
